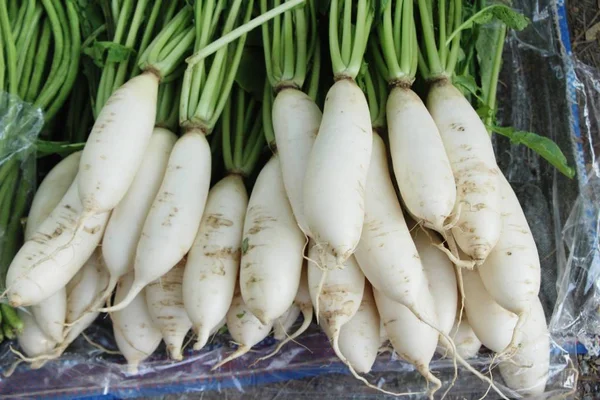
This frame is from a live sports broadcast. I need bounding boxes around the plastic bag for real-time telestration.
[0,0,597,398]
[0,92,43,296]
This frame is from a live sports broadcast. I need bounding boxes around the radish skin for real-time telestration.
[414,229,458,336]
[78,72,159,214]
[258,266,313,361]
[146,258,192,361]
[31,288,66,343]
[386,87,456,232]
[25,151,81,240]
[6,179,110,307]
[498,298,549,397]
[111,272,162,374]
[374,284,442,395]
[450,317,481,359]
[102,131,211,312]
[240,156,304,325]
[336,283,379,374]
[212,285,274,369]
[478,174,540,332]
[303,79,372,264]
[354,133,425,307]
[183,174,247,350]
[427,81,502,263]
[102,128,177,296]
[273,304,301,341]
[462,268,517,353]
[17,310,57,357]
[272,88,322,235]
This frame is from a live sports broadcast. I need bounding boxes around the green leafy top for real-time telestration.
[261,0,318,91]
[328,0,376,80]
[416,0,529,80]
[358,57,387,130]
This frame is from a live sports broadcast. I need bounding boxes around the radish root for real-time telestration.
[255,306,313,363]
[211,345,250,370]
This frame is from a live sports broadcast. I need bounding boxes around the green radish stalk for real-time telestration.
[416,0,502,263]
[183,85,263,350]
[212,283,274,369]
[303,0,375,265]
[146,257,192,361]
[261,0,321,236]
[373,0,456,234]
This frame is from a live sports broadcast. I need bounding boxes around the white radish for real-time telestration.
[449,317,481,359]
[462,268,517,353]
[30,288,66,343]
[414,228,458,336]
[303,79,372,264]
[336,283,379,374]
[212,284,274,369]
[308,244,399,393]
[240,156,304,324]
[498,298,549,397]
[78,72,159,214]
[146,258,192,361]
[183,174,247,350]
[6,179,110,307]
[258,266,314,361]
[17,310,57,358]
[102,128,177,296]
[273,304,301,341]
[272,88,322,235]
[111,271,162,374]
[478,173,541,348]
[354,133,425,307]
[102,131,211,312]
[374,284,442,395]
[427,81,502,263]
[386,87,456,232]
[25,151,81,240]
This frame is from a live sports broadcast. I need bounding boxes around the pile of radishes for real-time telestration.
[1,0,572,398]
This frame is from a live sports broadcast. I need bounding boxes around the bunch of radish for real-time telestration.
[1,0,574,398]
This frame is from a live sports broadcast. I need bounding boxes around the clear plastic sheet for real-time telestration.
[0,0,598,398]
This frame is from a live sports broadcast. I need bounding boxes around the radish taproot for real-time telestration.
[101,131,211,312]
[499,298,549,396]
[183,85,263,350]
[478,173,541,352]
[31,288,66,343]
[212,284,274,369]
[17,310,56,358]
[261,0,322,236]
[6,179,109,307]
[111,271,162,374]
[462,268,517,353]
[450,317,482,359]
[102,128,177,299]
[416,0,502,263]
[25,151,81,240]
[240,155,304,325]
[375,0,456,233]
[146,258,192,361]
[303,0,375,266]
